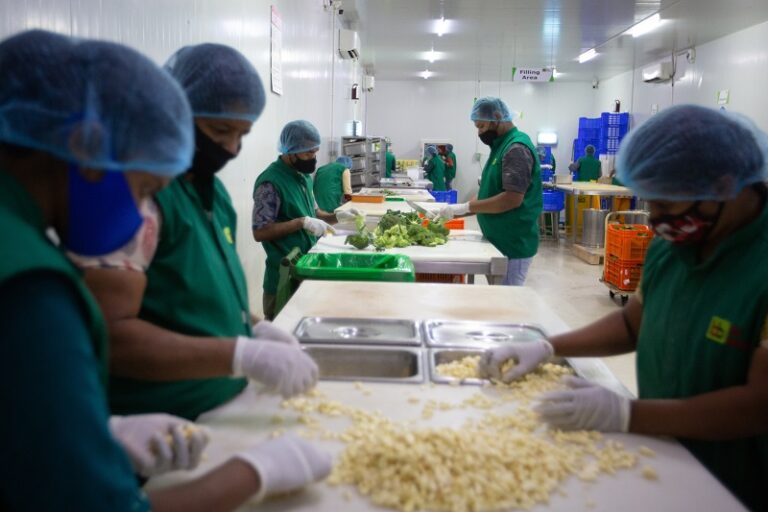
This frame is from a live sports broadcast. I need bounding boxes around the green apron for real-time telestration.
[425,155,446,191]
[447,151,457,181]
[576,156,601,181]
[385,151,395,178]
[0,172,109,384]
[313,162,346,212]
[109,175,250,420]
[477,128,542,259]
[254,158,317,295]
[638,202,768,511]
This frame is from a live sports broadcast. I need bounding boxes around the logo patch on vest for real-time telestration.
[223,226,234,245]
[705,316,749,350]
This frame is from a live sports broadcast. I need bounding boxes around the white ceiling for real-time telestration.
[345,0,768,82]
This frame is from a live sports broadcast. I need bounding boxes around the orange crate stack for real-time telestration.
[606,224,652,263]
[415,273,465,284]
[604,256,643,291]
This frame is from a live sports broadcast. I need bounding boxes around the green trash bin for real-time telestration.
[294,253,416,282]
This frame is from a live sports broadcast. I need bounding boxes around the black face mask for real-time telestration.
[479,130,499,146]
[189,125,238,209]
[293,156,317,174]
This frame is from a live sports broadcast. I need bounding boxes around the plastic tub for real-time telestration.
[430,190,458,203]
[294,253,415,282]
[542,190,565,212]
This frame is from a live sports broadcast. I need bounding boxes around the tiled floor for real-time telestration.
[465,217,639,396]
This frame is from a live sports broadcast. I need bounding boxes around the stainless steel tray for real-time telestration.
[428,347,573,386]
[303,344,424,384]
[294,317,422,346]
[422,320,547,348]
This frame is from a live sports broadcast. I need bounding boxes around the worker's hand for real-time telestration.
[433,202,470,220]
[478,339,554,382]
[232,337,318,398]
[251,320,299,346]
[302,217,336,237]
[335,208,364,223]
[109,414,210,477]
[534,376,631,432]
[237,433,332,501]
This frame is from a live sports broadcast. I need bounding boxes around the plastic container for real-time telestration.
[351,194,385,203]
[542,190,565,212]
[606,224,653,263]
[600,112,630,127]
[294,253,415,282]
[417,214,464,230]
[430,190,458,203]
[604,255,643,291]
[541,169,555,182]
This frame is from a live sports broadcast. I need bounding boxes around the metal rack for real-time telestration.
[341,136,387,191]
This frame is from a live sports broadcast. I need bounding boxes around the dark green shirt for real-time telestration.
[576,155,601,181]
[385,151,396,178]
[638,199,768,511]
[425,155,446,191]
[313,162,346,212]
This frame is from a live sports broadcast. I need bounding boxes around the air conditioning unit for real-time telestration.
[363,75,375,92]
[338,29,360,60]
[642,61,673,83]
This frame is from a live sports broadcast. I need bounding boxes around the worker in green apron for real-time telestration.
[435,97,542,285]
[424,145,446,191]
[569,144,601,181]
[385,138,396,177]
[313,155,353,211]
[479,105,768,511]
[0,29,329,511]
[253,120,361,319]
[445,143,457,190]
[536,144,556,171]
[72,44,320,422]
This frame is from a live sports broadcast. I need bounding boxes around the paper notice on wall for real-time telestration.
[717,89,730,105]
[511,67,554,82]
[270,5,283,95]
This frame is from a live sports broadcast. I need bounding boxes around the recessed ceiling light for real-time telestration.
[578,48,598,63]
[627,13,662,38]
[421,69,433,79]
[427,48,436,63]
[436,17,448,37]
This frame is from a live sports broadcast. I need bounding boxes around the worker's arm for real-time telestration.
[252,181,305,242]
[630,345,768,439]
[315,208,338,224]
[548,296,642,357]
[341,169,353,198]
[84,268,236,380]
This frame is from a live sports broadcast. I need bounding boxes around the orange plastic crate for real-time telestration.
[604,256,643,291]
[351,194,385,203]
[417,214,465,230]
[415,273,466,284]
[606,224,653,263]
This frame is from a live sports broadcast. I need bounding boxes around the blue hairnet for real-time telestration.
[279,120,321,154]
[165,43,265,122]
[0,30,193,176]
[470,97,515,122]
[616,105,768,200]
[446,144,454,152]
[585,144,596,155]
[336,155,353,168]
[426,145,437,157]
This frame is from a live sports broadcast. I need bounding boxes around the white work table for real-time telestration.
[312,230,508,284]
[147,282,744,512]
[555,183,635,244]
[359,187,435,202]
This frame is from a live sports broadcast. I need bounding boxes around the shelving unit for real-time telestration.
[341,136,387,191]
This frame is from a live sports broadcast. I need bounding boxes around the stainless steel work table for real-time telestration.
[555,183,634,244]
[146,281,744,512]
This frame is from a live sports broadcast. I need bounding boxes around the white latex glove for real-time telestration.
[237,433,332,501]
[252,320,299,346]
[433,202,470,220]
[534,376,631,432]
[109,414,210,477]
[478,339,554,382]
[232,337,318,398]
[335,207,364,223]
[302,217,336,237]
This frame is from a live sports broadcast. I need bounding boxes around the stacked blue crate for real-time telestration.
[573,117,601,160]
[599,112,629,155]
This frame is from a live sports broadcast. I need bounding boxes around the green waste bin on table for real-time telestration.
[273,249,416,317]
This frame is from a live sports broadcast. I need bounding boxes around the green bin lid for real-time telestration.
[294,253,415,282]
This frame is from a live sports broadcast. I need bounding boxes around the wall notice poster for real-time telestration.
[270,5,283,95]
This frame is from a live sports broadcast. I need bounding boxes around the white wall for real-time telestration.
[366,80,598,201]
[0,0,362,315]
[596,19,768,131]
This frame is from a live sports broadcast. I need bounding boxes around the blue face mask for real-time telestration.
[65,164,143,256]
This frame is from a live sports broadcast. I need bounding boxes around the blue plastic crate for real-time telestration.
[541,169,555,182]
[542,190,565,212]
[578,117,602,130]
[573,138,601,160]
[430,190,457,203]
[600,112,629,127]
[600,137,621,152]
[602,125,629,139]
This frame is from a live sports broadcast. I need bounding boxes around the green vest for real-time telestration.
[109,176,249,420]
[255,158,318,294]
[313,162,346,212]
[477,128,542,259]
[447,151,457,181]
[426,155,446,192]
[385,152,395,178]
[0,172,108,385]
[638,202,768,510]
[576,156,601,181]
